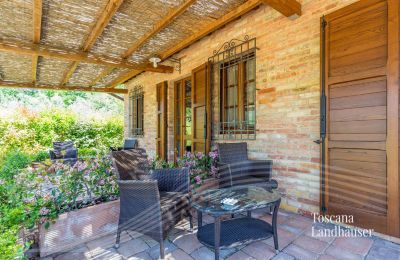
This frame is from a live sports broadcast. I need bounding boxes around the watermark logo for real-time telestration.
[311,213,373,238]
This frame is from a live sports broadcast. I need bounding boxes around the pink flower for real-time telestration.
[196,152,205,159]
[208,151,218,160]
[194,176,202,185]
[39,207,50,216]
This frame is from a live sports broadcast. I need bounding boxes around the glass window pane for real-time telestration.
[227,65,238,86]
[246,58,255,81]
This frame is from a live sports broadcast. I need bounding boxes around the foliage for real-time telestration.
[16,157,119,226]
[0,109,123,158]
[149,151,219,187]
[0,156,118,259]
[0,89,124,259]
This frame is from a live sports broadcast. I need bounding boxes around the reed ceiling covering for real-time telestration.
[0,0,301,93]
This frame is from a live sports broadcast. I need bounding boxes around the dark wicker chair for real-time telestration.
[111,150,192,259]
[49,141,78,165]
[216,142,278,189]
[110,138,138,151]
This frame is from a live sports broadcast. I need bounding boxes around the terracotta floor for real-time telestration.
[43,209,400,260]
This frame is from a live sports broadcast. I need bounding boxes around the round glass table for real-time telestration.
[192,185,281,260]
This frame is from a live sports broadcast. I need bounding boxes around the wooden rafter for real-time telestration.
[89,67,115,86]
[107,0,263,88]
[32,0,42,84]
[96,0,195,88]
[61,0,124,86]
[160,0,263,60]
[261,0,301,17]
[108,70,142,88]
[0,40,173,73]
[0,80,128,94]
[122,0,196,58]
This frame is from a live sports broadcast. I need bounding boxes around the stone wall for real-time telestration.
[124,0,358,215]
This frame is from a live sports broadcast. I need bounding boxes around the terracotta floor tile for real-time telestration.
[293,235,328,254]
[325,245,363,260]
[283,244,319,260]
[333,236,373,256]
[227,251,255,260]
[241,241,276,260]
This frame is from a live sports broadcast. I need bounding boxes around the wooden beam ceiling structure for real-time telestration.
[60,0,124,86]
[0,41,173,73]
[94,0,196,88]
[122,0,196,58]
[32,0,42,84]
[107,0,265,88]
[261,0,301,17]
[0,0,301,93]
[0,80,128,94]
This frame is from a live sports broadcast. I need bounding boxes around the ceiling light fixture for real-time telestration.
[149,55,161,68]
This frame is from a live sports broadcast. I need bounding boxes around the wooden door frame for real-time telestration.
[173,76,192,160]
[156,81,168,160]
[191,62,211,154]
[321,0,399,237]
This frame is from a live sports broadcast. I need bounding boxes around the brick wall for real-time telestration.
[124,0,358,215]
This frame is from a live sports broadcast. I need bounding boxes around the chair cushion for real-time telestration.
[160,192,190,234]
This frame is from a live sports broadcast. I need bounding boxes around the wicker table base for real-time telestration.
[197,217,274,249]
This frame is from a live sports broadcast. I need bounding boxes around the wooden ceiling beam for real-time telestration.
[122,0,196,58]
[61,0,124,86]
[108,70,142,88]
[0,41,173,73]
[260,0,301,17]
[89,67,115,86]
[32,0,42,84]
[0,80,128,94]
[160,0,263,60]
[107,0,263,88]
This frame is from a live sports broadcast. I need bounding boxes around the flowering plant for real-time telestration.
[149,150,219,187]
[15,156,118,228]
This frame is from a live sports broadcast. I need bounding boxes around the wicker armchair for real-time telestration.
[111,151,192,259]
[216,142,278,189]
[49,141,78,165]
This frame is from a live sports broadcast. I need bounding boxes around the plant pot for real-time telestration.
[39,200,119,257]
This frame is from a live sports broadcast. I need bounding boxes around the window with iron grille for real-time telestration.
[210,36,257,140]
[129,86,144,136]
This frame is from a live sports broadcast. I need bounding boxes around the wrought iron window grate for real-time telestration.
[209,35,257,140]
[129,86,144,136]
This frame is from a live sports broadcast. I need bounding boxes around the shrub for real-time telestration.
[0,150,32,180]
[16,156,119,226]
[149,151,219,187]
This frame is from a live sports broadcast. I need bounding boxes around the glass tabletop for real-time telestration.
[192,185,281,216]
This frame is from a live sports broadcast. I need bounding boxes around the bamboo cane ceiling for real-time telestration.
[0,0,249,93]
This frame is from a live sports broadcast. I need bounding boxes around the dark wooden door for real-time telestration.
[191,63,211,154]
[156,81,168,160]
[322,0,399,236]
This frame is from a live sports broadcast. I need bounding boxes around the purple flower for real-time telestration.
[196,152,205,159]
[208,151,219,160]
[98,179,105,186]
[39,207,50,216]
[194,176,202,185]
[74,161,88,172]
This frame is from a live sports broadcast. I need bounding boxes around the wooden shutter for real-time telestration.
[156,81,168,160]
[322,0,399,236]
[191,63,211,154]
